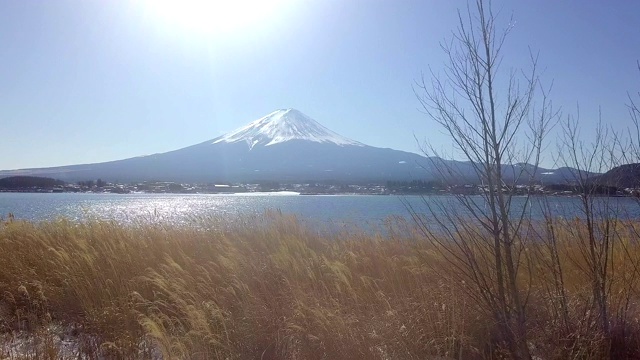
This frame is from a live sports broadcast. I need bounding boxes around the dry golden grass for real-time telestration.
[0,213,639,359]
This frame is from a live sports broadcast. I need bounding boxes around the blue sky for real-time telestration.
[1,0,639,170]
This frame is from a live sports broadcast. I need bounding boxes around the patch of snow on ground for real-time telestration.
[229,191,300,196]
[1,325,162,360]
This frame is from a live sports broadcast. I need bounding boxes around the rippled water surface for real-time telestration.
[0,193,412,229]
[1,193,639,230]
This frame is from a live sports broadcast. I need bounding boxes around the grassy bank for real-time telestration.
[1,213,640,359]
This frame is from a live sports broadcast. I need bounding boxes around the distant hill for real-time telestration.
[0,176,65,189]
[592,163,640,188]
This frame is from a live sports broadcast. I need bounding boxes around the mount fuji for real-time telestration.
[0,109,589,184]
[0,109,433,183]
[212,109,364,149]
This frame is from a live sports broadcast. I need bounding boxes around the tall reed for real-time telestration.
[0,214,639,359]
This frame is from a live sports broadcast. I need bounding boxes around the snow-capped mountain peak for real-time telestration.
[212,109,364,149]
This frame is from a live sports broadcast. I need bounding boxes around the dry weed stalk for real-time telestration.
[1,214,640,359]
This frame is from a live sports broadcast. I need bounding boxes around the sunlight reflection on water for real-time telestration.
[1,193,640,233]
[0,193,410,232]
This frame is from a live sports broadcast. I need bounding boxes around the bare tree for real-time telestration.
[554,86,640,357]
[557,114,618,335]
[409,1,556,358]
[627,61,640,163]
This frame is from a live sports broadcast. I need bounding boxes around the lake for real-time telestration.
[1,192,639,231]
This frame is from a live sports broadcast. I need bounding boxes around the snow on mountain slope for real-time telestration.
[212,109,364,149]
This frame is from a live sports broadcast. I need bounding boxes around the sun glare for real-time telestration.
[143,0,288,37]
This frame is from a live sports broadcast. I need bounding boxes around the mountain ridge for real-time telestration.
[0,109,597,184]
[591,163,640,188]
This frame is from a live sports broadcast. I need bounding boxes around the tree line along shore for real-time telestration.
[2,175,640,197]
